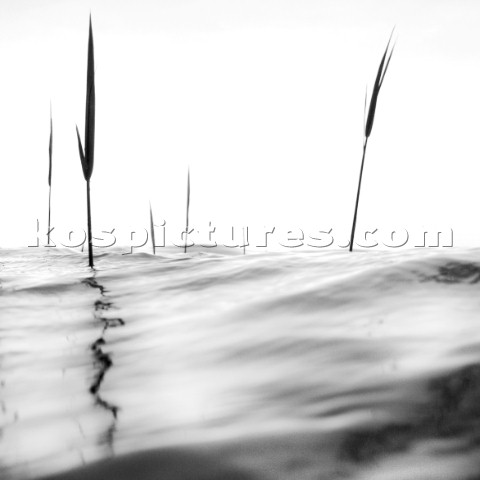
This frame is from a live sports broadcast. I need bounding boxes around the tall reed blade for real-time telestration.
[184,168,190,254]
[47,103,53,245]
[76,15,96,267]
[364,29,395,138]
[349,30,395,252]
[149,201,156,255]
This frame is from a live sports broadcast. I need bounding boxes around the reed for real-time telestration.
[149,201,156,255]
[349,30,395,252]
[76,16,96,267]
[47,103,53,245]
[184,168,190,253]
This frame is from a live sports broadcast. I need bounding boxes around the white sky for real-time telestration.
[0,0,479,250]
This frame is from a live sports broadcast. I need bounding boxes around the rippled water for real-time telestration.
[1,247,480,479]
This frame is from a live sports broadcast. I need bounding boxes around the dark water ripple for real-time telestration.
[82,273,125,454]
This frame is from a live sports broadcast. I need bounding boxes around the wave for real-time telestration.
[1,248,480,479]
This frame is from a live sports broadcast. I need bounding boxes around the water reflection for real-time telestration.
[423,261,480,284]
[339,362,480,470]
[82,273,124,453]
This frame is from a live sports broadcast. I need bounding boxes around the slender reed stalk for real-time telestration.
[149,201,156,255]
[76,16,96,267]
[47,103,53,245]
[349,30,395,252]
[184,168,190,253]
[242,227,246,255]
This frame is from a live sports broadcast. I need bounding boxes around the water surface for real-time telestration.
[1,247,479,479]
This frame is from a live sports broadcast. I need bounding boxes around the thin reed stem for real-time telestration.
[48,104,53,245]
[86,180,93,268]
[47,186,52,245]
[76,16,95,268]
[149,202,156,255]
[349,30,395,252]
[184,168,190,254]
[349,137,368,252]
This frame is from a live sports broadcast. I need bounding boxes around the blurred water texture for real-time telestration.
[0,247,479,479]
